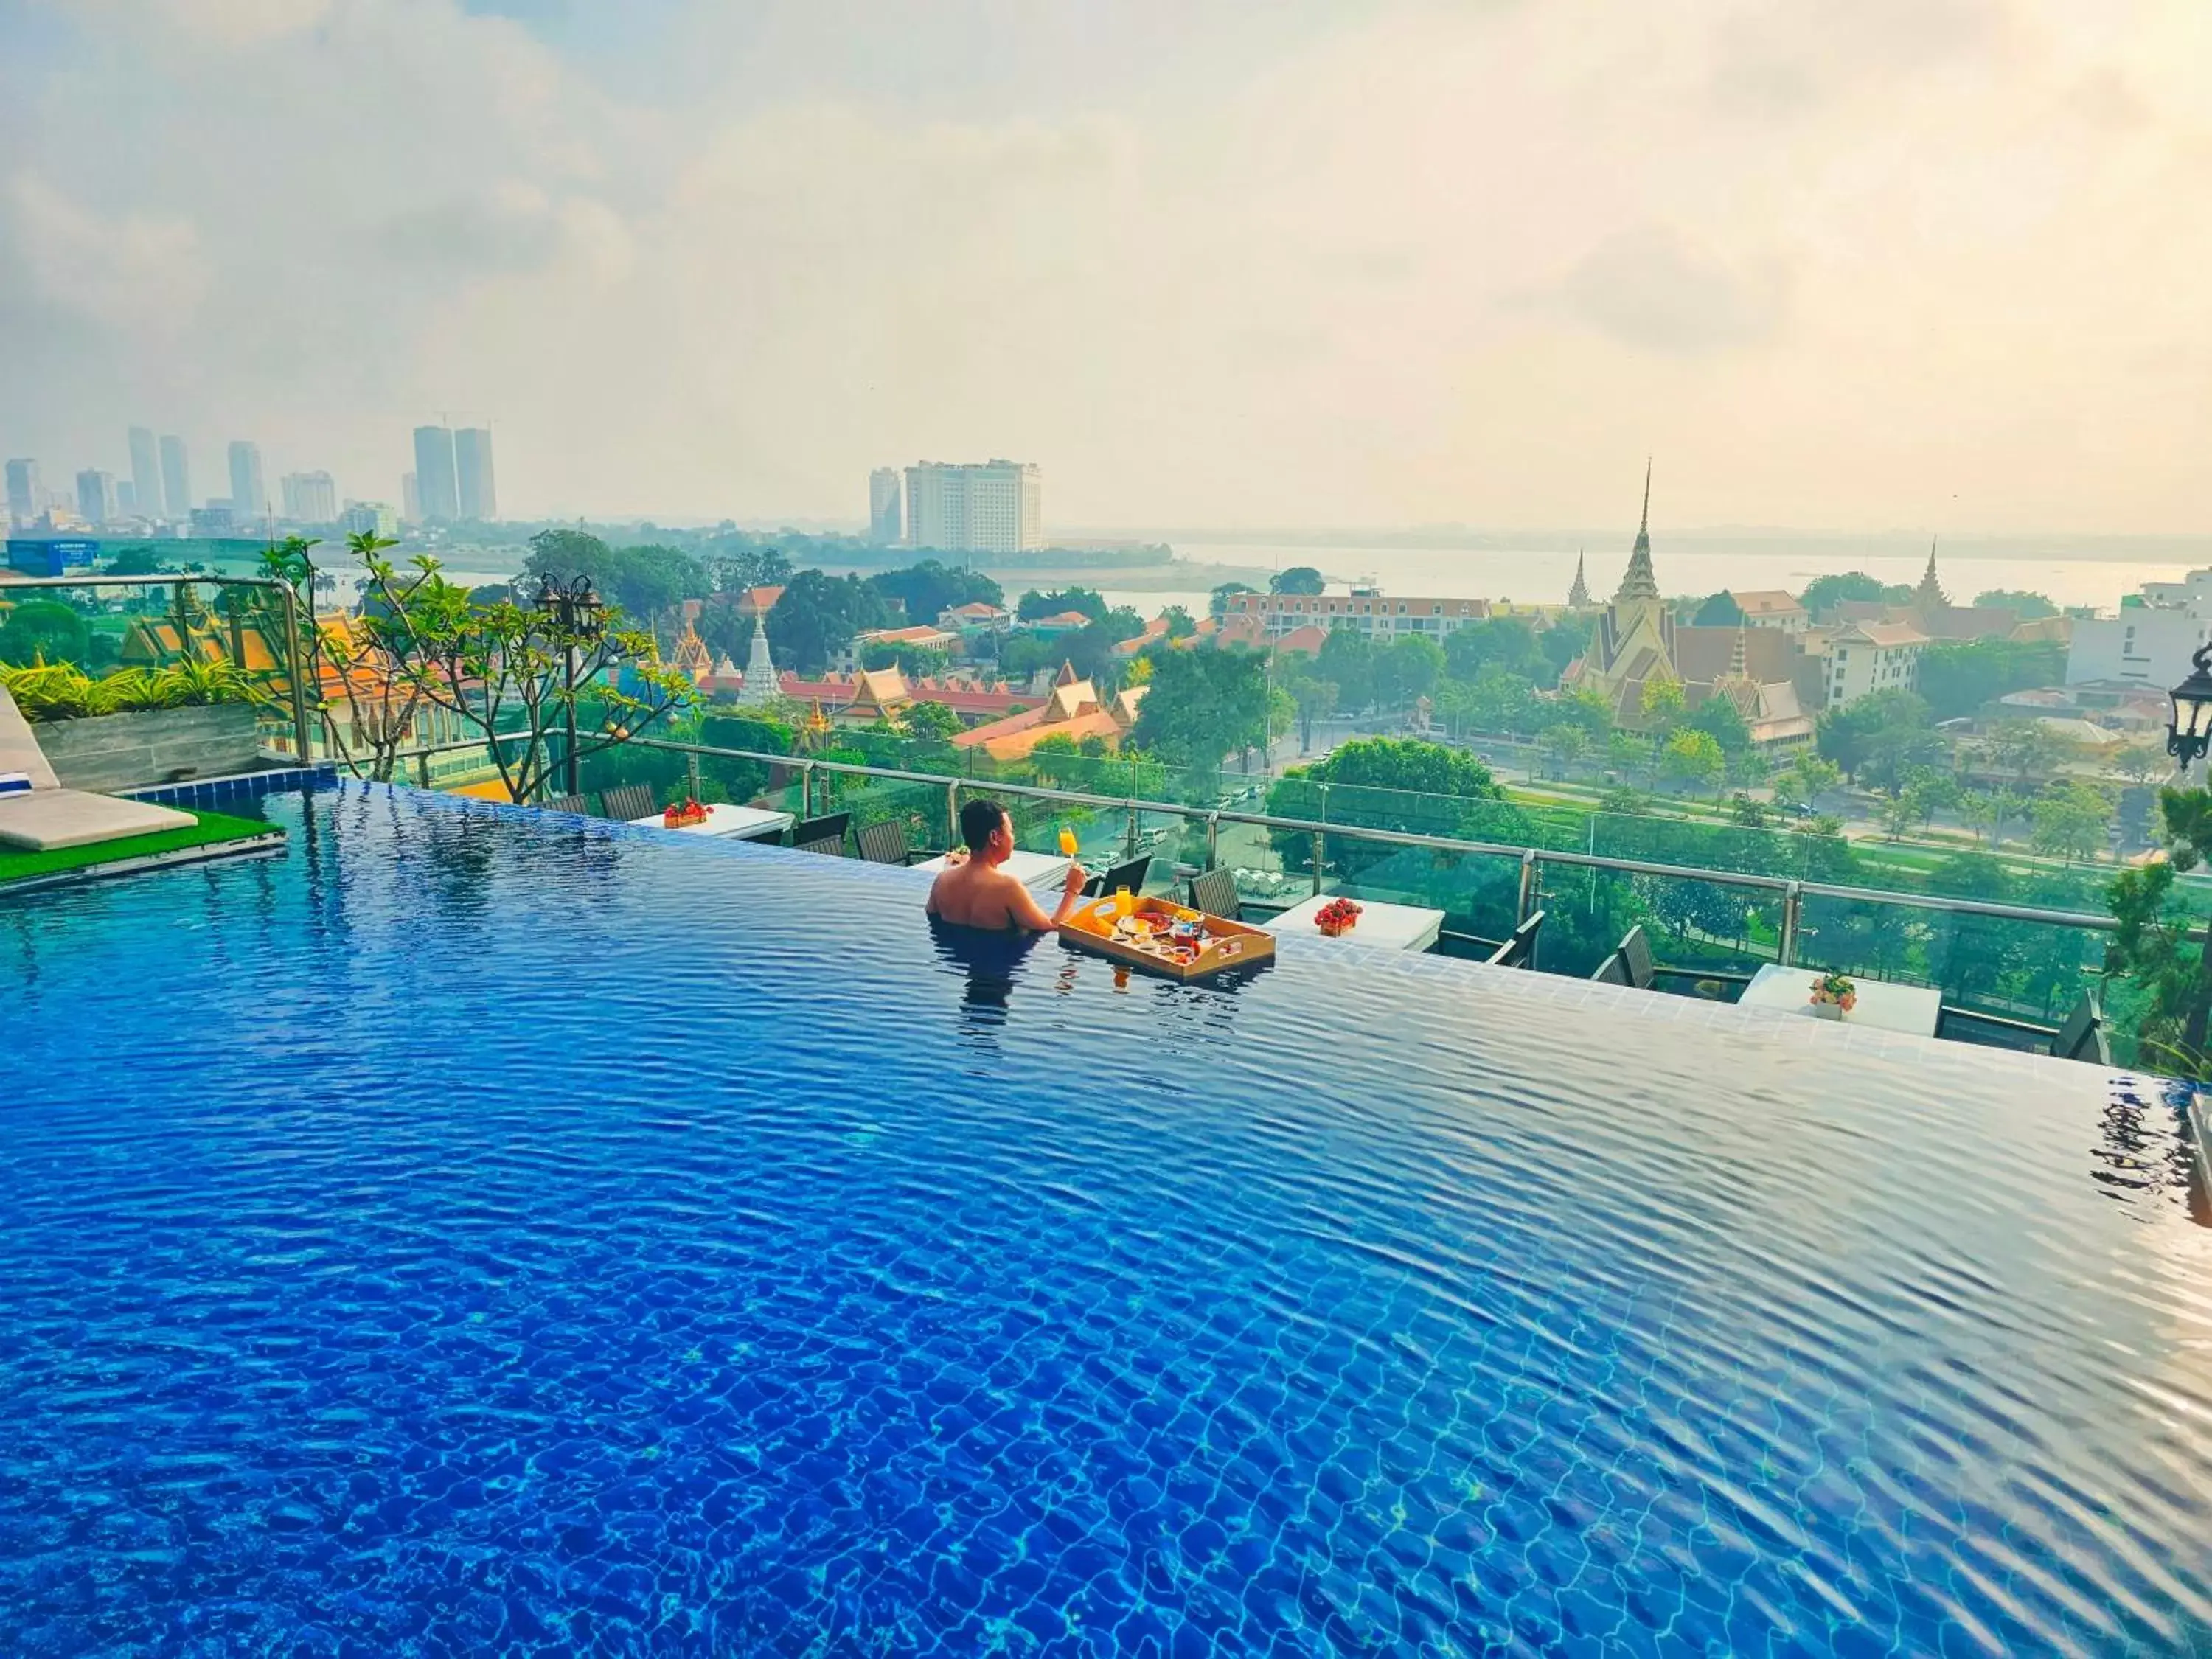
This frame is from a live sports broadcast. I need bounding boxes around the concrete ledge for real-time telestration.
[37,704,263,793]
[2190,1091,2212,1196]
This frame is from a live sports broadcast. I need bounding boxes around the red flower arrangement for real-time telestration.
[1315,897,1363,937]
[663,796,710,828]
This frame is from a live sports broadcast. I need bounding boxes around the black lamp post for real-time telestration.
[535,574,605,795]
[2168,641,2212,777]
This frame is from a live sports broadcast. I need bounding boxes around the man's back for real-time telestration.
[926,860,1033,931]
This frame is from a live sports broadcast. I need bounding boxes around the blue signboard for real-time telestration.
[6,538,100,578]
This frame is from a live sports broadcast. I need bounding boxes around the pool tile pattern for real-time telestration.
[1,783,2208,1656]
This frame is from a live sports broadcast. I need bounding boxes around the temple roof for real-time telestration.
[1613,461,1660,602]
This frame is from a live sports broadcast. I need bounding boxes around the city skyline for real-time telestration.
[0,2,2204,535]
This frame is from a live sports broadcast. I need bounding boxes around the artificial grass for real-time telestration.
[0,807,280,886]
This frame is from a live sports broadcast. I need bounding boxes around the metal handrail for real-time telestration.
[3,571,313,760]
[362,730,2152,954]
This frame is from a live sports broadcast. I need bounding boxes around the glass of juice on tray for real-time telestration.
[1114,885,1134,918]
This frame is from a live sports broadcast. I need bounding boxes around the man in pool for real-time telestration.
[927,796,1089,932]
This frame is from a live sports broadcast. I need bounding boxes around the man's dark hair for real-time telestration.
[960,797,1009,855]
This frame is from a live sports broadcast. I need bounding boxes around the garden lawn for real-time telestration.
[0,807,278,886]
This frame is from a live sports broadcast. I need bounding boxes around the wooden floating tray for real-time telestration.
[1057,894,1276,981]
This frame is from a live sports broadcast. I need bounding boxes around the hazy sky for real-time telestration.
[2,0,2206,533]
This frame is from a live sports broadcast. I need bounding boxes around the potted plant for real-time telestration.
[1809,971,1857,1018]
[1315,897,1363,937]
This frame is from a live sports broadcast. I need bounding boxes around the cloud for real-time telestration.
[1540,225,1790,356]
[148,0,333,49]
[1,0,2208,534]
[7,171,210,333]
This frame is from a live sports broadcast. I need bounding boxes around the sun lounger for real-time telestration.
[0,687,195,852]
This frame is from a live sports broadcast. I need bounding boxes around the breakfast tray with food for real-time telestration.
[1057,894,1276,981]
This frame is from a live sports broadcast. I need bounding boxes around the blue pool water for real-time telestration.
[2,782,2208,1657]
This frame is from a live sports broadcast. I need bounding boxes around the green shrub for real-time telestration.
[0,659,260,723]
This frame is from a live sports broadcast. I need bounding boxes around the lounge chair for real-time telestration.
[539,792,591,815]
[1083,855,1151,899]
[1592,952,1631,985]
[1616,924,1655,990]
[0,686,195,852]
[855,819,915,865]
[2051,991,2112,1065]
[599,783,659,821]
[792,811,851,856]
[1486,909,1545,970]
[1186,867,1241,920]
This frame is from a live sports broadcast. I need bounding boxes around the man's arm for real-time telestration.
[1006,863,1089,932]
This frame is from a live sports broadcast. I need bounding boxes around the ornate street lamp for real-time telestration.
[535,574,605,795]
[2167,641,2212,775]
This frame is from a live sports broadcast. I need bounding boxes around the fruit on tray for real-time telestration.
[1315,897,1363,936]
[663,797,709,827]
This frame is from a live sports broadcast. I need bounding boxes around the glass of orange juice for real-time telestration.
[1057,827,1078,858]
[1114,885,1134,918]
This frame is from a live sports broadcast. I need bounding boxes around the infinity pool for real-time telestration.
[2,782,2208,1655]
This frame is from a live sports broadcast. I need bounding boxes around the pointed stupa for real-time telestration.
[1613,459,1660,602]
[1913,536,1948,610]
[737,608,780,706]
[1568,549,1592,608]
[1725,619,1749,680]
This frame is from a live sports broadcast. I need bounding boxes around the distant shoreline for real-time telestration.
[817,557,1276,594]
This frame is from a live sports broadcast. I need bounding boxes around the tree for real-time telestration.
[1016,587,1107,623]
[1540,613,1594,682]
[1606,728,1653,784]
[769,570,893,675]
[0,600,90,667]
[1983,717,2067,785]
[1800,572,1902,620]
[1728,793,1773,828]
[1917,638,2067,720]
[1772,754,1842,810]
[1685,695,1751,755]
[2112,744,2166,787]
[861,641,950,678]
[1974,588,2059,619]
[1658,728,1724,795]
[1162,605,1197,639]
[355,548,691,801]
[1443,616,1546,685]
[1692,591,1744,626]
[706,544,793,594]
[1902,768,1961,829]
[902,700,961,745]
[1640,672,1685,728]
[1270,566,1326,596]
[870,560,1001,627]
[1278,658,1338,751]
[1377,634,1444,707]
[2107,788,2212,1066]
[2029,779,2114,863]
[1315,627,1376,712]
[1208,582,1257,622]
[524,531,708,629]
[1543,688,1614,742]
[1127,647,1272,768]
[1818,689,1931,779]
[105,545,173,577]
[1540,723,1589,779]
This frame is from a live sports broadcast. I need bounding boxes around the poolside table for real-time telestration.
[1739,963,1943,1037]
[911,849,1075,893]
[629,803,794,843]
[1264,894,1445,953]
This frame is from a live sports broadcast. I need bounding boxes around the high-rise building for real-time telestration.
[227,441,267,524]
[116,481,139,515]
[341,501,400,539]
[76,467,118,525]
[6,459,41,527]
[402,471,421,523]
[902,460,1041,555]
[412,425,459,521]
[128,426,162,518]
[453,427,496,521]
[281,470,338,522]
[159,435,190,516]
[869,467,902,545]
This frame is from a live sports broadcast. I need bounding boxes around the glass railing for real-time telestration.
[376,727,2159,1057]
[0,573,313,765]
